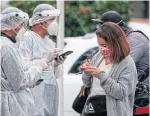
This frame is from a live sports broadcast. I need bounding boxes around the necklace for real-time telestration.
[104,58,113,65]
[105,61,113,65]
[99,59,113,73]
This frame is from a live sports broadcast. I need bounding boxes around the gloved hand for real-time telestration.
[54,55,67,67]
[54,48,63,54]
[32,59,48,70]
[41,58,49,63]
[47,48,63,62]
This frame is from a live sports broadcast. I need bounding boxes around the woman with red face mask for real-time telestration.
[78,22,138,116]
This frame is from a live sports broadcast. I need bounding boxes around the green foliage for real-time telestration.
[65,1,131,37]
[9,0,56,41]
[9,1,131,37]
[9,1,56,17]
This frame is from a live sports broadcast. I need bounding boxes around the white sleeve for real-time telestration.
[19,32,33,62]
[2,46,42,91]
[20,66,43,89]
[54,64,63,79]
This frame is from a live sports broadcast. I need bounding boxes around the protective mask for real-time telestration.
[47,20,59,36]
[15,27,26,41]
[100,46,110,56]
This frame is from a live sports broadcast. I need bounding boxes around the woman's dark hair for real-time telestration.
[96,22,130,63]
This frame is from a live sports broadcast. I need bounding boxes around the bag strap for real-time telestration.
[127,30,149,40]
[138,67,149,82]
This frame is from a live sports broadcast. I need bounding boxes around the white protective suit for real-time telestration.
[1,35,44,116]
[19,30,63,116]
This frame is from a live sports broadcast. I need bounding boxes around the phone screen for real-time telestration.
[55,51,73,60]
[36,79,44,86]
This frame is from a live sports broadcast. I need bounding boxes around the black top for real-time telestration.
[1,32,16,43]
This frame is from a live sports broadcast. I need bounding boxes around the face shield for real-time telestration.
[29,9,60,26]
[1,11,29,31]
[29,8,60,36]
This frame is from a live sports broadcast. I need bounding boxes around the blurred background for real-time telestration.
[1,1,149,116]
[1,0,149,37]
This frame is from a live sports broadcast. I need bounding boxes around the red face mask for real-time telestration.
[100,47,110,56]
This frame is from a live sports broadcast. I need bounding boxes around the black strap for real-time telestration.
[138,67,149,82]
[127,30,149,40]
[1,32,16,43]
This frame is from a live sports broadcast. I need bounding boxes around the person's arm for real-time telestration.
[54,64,63,79]
[20,66,42,89]
[127,33,147,63]
[20,58,48,89]
[82,72,92,87]
[49,40,63,79]
[19,33,34,68]
[82,51,101,87]
[2,47,44,91]
[2,47,28,91]
[97,60,138,100]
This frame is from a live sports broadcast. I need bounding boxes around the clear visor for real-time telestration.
[35,9,60,17]
[2,11,29,21]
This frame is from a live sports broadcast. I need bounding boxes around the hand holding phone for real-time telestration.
[78,59,92,71]
[55,51,73,60]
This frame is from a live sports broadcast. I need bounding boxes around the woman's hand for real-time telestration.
[78,59,91,71]
[84,66,101,77]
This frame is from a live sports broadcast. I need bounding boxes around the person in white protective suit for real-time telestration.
[19,4,66,116]
[0,7,49,116]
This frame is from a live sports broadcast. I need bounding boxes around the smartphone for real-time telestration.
[36,79,44,86]
[55,51,73,60]
[78,58,92,72]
